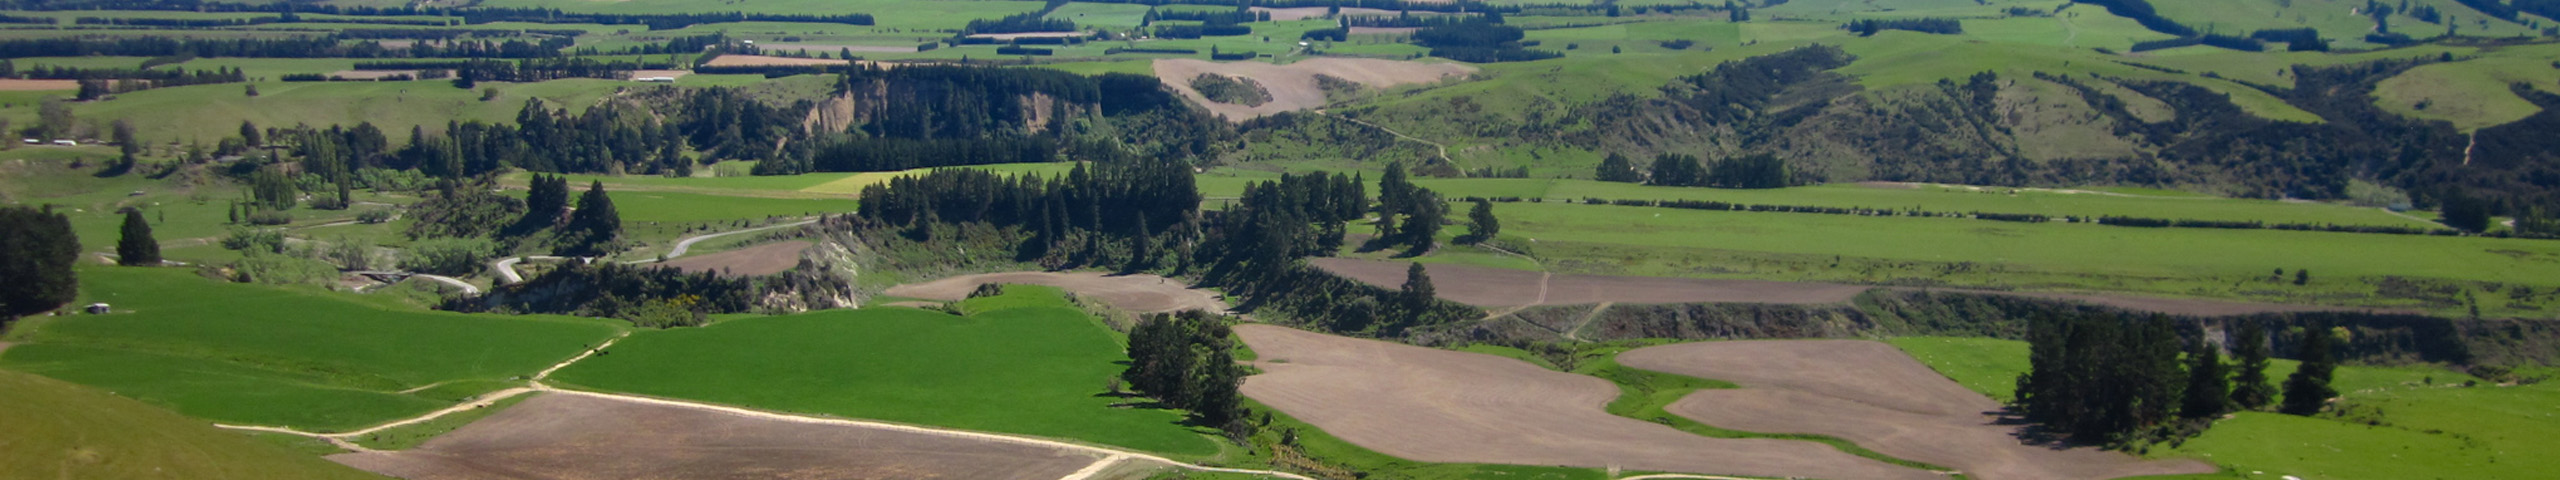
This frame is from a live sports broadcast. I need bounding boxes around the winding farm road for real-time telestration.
[489,219,819,284]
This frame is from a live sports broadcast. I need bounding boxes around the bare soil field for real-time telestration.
[1312,258,2369,316]
[702,55,857,67]
[324,70,436,80]
[758,43,923,53]
[656,241,810,277]
[329,393,1101,480]
[1152,58,1474,120]
[1234,324,1938,480]
[1617,340,2215,480]
[0,79,77,91]
[625,69,690,80]
[966,32,1089,41]
[885,271,1229,313]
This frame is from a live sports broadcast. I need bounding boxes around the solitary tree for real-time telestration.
[1594,152,1643,182]
[2280,327,2338,415]
[1464,199,1499,244]
[1400,262,1435,313]
[2180,338,2230,418]
[116,209,159,266]
[1399,191,1445,253]
[2294,269,2309,286]
[112,120,140,172]
[2229,322,2277,410]
[239,121,262,146]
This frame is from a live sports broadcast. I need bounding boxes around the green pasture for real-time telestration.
[606,190,856,224]
[1962,7,2179,51]
[1888,337,2559,480]
[1455,201,2557,315]
[0,148,406,258]
[1047,2,1153,29]
[548,286,1221,457]
[0,369,391,480]
[73,79,630,145]
[0,267,623,431]
[2374,54,2560,131]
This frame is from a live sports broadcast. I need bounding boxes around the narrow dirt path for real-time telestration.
[1562,302,1612,342]
[1477,271,1550,321]
[1056,453,1130,480]
[1327,112,1462,176]
[489,219,818,284]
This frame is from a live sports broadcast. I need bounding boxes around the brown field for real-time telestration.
[1617,340,2216,480]
[329,393,1101,480]
[1312,257,2368,316]
[884,271,1230,313]
[324,70,437,80]
[967,32,1089,41]
[0,79,77,91]
[759,43,924,54]
[1235,324,1938,480]
[656,241,810,277]
[701,55,858,67]
[1152,58,1474,120]
[625,69,690,80]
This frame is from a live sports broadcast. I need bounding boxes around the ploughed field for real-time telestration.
[329,392,1103,480]
[1233,324,1938,480]
[884,271,1231,314]
[1617,340,2215,480]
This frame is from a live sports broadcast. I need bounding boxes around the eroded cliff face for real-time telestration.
[800,84,1084,137]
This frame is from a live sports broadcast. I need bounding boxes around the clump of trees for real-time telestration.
[1122,310,1251,440]
[1844,18,1963,36]
[1,205,79,320]
[2017,314,2337,445]
[1643,153,1790,188]
[1411,21,1561,63]
[1367,162,1447,255]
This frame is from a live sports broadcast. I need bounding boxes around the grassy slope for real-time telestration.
[1887,337,2560,480]
[77,79,628,145]
[549,285,1220,457]
[0,267,621,431]
[0,369,391,480]
[2373,46,2560,131]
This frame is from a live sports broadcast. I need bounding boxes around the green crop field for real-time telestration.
[548,285,1221,456]
[2374,54,2560,131]
[0,267,622,431]
[1422,200,2556,315]
[1888,337,2560,480]
[0,369,391,480]
[77,79,630,145]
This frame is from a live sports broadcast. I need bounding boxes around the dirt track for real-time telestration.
[1312,257,2370,316]
[657,241,810,277]
[1234,325,1938,480]
[885,271,1230,313]
[702,55,866,67]
[328,393,1100,480]
[1152,58,1473,120]
[1617,340,2215,480]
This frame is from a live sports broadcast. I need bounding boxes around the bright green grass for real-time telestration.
[0,369,391,480]
[549,286,1220,456]
[1963,6,2180,51]
[2374,55,2560,131]
[1495,201,2555,286]
[1832,31,2324,122]
[2149,0,2544,50]
[0,267,622,431]
[1047,2,1153,29]
[604,189,860,224]
[1885,337,2032,402]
